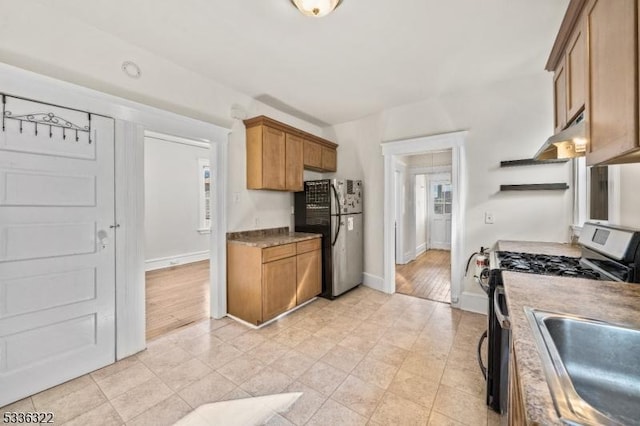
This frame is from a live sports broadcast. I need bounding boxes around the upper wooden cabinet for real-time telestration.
[585,0,639,165]
[553,57,568,133]
[550,8,586,133]
[566,17,586,122]
[285,133,304,192]
[303,140,323,169]
[244,116,339,191]
[321,146,337,172]
[546,0,640,165]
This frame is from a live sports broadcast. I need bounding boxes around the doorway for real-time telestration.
[394,151,454,303]
[382,131,467,307]
[143,131,212,340]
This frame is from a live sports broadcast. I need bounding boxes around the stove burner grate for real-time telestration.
[497,251,602,280]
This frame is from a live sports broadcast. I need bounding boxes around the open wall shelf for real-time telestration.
[500,158,569,167]
[500,183,569,191]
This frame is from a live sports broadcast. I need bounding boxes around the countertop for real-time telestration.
[496,240,581,257]
[227,227,321,248]
[503,271,640,425]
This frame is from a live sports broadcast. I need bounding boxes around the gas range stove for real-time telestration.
[495,251,601,280]
[482,222,640,415]
[487,222,640,284]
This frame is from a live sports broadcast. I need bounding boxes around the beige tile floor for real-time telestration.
[1,286,501,426]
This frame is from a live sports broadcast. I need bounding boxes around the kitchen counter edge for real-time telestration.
[227,232,322,248]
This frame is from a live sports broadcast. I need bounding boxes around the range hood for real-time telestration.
[535,114,587,160]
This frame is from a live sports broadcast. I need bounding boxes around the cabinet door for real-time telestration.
[321,147,337,172]
[262,256,296,321]
[566,17,586,121]
[262,126,286,190]
[554,58,568,133]
[296,249,321,305]
[286,133,304,191]
[586,0,638,165]
[508,342,526,424]
[303,140,323,169]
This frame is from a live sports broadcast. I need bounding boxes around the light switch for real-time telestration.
[485,212,494,224]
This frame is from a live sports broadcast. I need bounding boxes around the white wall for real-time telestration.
[144,137,210,264]
[0,1,330,235]
[329,73,573,298]
[415,175,427,254]
[619,163,640,229]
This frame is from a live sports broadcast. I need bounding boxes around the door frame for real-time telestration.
[382,131,467,307]
[0,63,230,359]
[394,163,407,264]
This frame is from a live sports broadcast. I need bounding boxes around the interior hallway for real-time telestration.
[2,286,497,426]
[396,250,451,303]
[146,261,210,340]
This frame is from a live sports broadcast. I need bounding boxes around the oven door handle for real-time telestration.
[477,330,487,380]
[494,286,511,330]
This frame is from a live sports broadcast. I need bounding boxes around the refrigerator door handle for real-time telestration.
[331,183,342,246]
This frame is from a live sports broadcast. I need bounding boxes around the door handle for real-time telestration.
[97,230,109,250]
[494,286,510,329]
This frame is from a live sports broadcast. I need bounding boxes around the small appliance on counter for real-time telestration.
[479,222,640,416]
[294,179,363,299]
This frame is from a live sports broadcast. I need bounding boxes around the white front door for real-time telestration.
[0,96,116,406]
[428,176,452,250]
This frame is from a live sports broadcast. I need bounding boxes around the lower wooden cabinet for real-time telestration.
[296,249,322,305]
[227,237,322,326]
[508,340,527,425]
[262,256,297,321]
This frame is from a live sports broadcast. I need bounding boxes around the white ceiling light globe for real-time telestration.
[290,0,343,17]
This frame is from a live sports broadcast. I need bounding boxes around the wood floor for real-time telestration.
[145,260,210,341]
[396,249,451,303]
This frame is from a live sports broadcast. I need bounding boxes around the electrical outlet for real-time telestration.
[485,212,495,224]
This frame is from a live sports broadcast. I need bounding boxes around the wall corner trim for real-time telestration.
[145,250,210,271]
[458,291,488,315]
[362,273,386,293]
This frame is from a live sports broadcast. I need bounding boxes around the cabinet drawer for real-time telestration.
[262,243,296,263]
[297,238,321,254]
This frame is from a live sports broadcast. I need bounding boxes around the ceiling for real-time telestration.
[29,0,568,126]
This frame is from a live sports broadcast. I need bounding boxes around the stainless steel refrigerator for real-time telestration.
[294,179,363,298]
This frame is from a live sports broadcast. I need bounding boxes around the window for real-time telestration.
[198,158,211,233]
[432,183,452,215]
[574,157,616,226]
[589,166,608,221]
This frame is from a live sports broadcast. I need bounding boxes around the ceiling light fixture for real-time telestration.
[290,0,343,17]
[121,61,142,79]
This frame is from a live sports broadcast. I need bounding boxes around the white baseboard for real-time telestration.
[362,273,385,293]
[415,243,426,256]
[458,291,488,315]
[145,250,210,271]
[403,250,415,264]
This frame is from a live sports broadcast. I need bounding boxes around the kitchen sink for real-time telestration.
[525,309,640,426]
